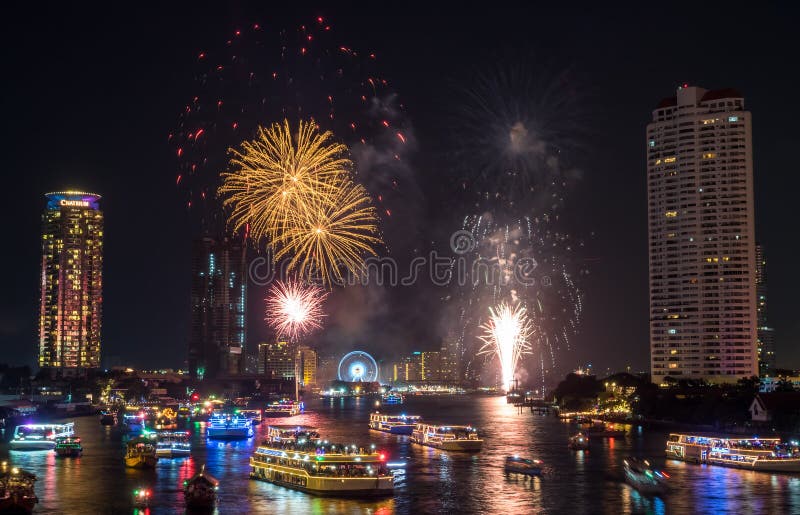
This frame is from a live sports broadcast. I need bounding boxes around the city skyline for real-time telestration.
[2,5,800,375]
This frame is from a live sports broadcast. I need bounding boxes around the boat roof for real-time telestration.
[268,425,317,431]
[188,471,219,486]
[418,423,475,430]
[669,432,781,442]
[15,422,73,429]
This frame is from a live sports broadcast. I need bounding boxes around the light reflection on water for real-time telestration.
[2,396,800,514]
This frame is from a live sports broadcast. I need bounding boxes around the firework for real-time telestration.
[272,178,382,285]
[219,119,352,244]
[478,302,533,392]
[265,278,328,341]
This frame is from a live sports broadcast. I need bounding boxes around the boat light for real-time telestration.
[379,453,386,461]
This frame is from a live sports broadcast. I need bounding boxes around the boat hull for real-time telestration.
[411,437,483,451]
[504,465,541,476]
[9,441,55,451]
[156,449,191,458]
[207,428,252,439]
[369,424,415,436]
[125,455,158,468]
[55,448,82,458]
[250,465,393,497]
[0,495,38,514]
[707,457,800,472]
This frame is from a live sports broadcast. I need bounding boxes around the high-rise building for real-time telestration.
[647,85,758,384]
[440,331,461,383]
[421,351,442,382]
[755,244,776,376]
[296,346,318,387]
[39,192,103,374]
[188,237,246,379]
[258,341,295,380]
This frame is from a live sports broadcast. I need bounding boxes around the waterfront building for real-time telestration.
[421,351,442,382]
[647,85,758,384]
[295,346,317,388]
[258,341,295,380]
[755,244,775,376]
[39,191,103,374]
[188,237,247,379]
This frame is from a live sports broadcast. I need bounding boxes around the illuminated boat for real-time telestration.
[250,437,393,497]
[568,433,589,450]
[369,413,421,435]
[666,433,800,472]
[154,408,178,430]
[265,425,320,444]
[206,412,254,439]
[155,431,191,458]
[9,423,74,450]
[239,409,263,425]
[54,436,83,458]
[504,455,542,476]
[623,457,668,494]
[122,413,145,433]
[0,463,38,514]
[410,423,483,451]
[131,487,151,508]
[381,393,404,405]
[125,437,158,468]
[184,465,218,510]
[585,422,627,438]
[264,399,304,417]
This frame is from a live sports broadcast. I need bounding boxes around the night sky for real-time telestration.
[2,3,798,374]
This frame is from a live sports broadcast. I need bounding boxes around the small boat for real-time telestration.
[569,433,589,450]
[382,393,404,405]
[122,413,145,433]
[410,424,483,451]
[206,412,254,440]
[263,399,304,417]
[369,412,421,435]
[100,412,115,426]
[0,464,38,514]
[125,437,158,468]
[239,409,263,425]
[184,465,218,510]
[504,455,542,476]
[54,436,83,458]
[131,487,151,508]
[623,457,669,495]
[156,431,191,458]
[586,422,627,438]
[9,423,75,450]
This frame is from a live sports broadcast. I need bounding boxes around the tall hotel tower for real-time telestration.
[39,191,103,373]
[188,237,247,379]
[647,85,757,384]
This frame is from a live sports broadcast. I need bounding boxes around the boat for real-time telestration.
[265,425,320,444]
[54,436,83,458]
[504,455,542,476]
[585,422,627,439]
[239,409,263,426]
[131,487,151,508]
[206,412,254,439]
[264,399,304,417]
[569,433,589,450]
[154,408,178,430]
[381,393,404,405]
[100,412,115,426]
[125,437,158,468]
[183,465,219,510]
[623,457,669,494]
[410,423,483,451]
[250,436,393,497]
[9,423,75,450]
[369,413,421,435]
[0,464,38,514]
[122,413,145,433]
[155,431,191,458]
[666,433,800,472]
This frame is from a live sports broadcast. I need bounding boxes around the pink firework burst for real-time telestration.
[265,278,328,341]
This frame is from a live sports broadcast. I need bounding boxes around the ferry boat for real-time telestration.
[666,433,800,472]
[623,457,669,495]
[504,455,542,476]
[264,399,304,417]
[265,425,320,444]
[155,431,191,458]
[369,413,421,435]
[125,437,158,468]
[381,393,404,405]
[54,436,83,458]
[250,437,393,497]
[240,409,263,425]
[9,423,75,450]
[184,465,218,510]
[206,412,254,439]
[0,463,38,514]
[569,433,589,450]
[410,423,483,451]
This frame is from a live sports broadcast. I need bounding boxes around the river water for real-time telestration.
[3,395,800,514]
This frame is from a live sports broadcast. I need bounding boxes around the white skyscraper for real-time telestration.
[647,85,757,384]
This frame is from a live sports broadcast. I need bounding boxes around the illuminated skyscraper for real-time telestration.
[258,341,294,380]
[188,237,246,379]
[295,345,317,387]
[39,191,103,373]
[755,244,775,375]
[647,85,758,384]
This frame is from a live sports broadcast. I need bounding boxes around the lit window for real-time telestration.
[702,152,716,159]
[728,116,739,122]
[664,157,676,163]
[665,211,678,218]
[649,140,656,147]
[669,363,678,369]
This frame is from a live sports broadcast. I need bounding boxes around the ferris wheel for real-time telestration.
[338,351,379,382]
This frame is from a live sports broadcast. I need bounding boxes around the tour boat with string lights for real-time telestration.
[250,426,393,497]
[125,436,158,468]
[206,411,254,439]
[0,462,38,514]
[155,431,191,458]
[410,423,483,451]
[666,433,800,472]
[369,412,421,435]
[264,399,304,417]
[9,423,74,450]
[54,436,83,458]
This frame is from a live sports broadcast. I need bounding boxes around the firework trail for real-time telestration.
[266,277,329,342]
[445,55,588,389]
[479,302,533,392]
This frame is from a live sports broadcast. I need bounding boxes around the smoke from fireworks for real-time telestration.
[479,302,533,392]
[266,278,329,341]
